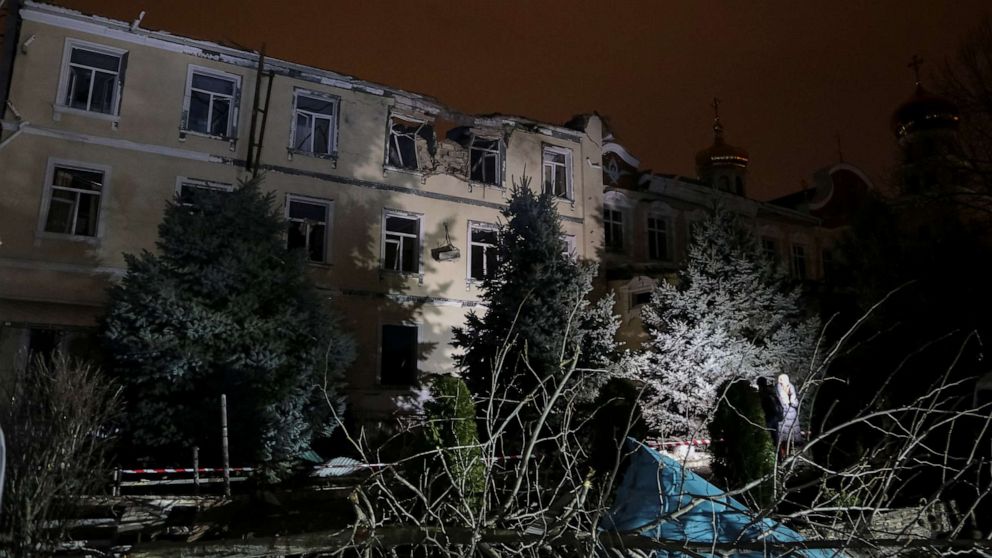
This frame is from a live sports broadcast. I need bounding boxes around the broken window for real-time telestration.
[176,179,233,207]
[43,164,104,237]
[468,222,498,281]
[184,67,240,137]
[287,195,332,263]
[380,324,418,386]
[604,207,624,253]
[61,42,126,115]
[647,215,671,261]
[387,115,432,171]
[791,244,807,280]
[542,146,572,198]
[292,92,338,156]
[469,137,501,185]
[383,211,421,273]
[562,234,577,259]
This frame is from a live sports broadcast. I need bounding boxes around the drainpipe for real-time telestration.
[0,0,23,119]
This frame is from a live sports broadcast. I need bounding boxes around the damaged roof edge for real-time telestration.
[23,1,589,141]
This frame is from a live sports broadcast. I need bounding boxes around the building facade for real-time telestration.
[0,2,606,419]
[600,117,840,347]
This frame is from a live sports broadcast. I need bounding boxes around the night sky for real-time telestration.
[54,1,990,200]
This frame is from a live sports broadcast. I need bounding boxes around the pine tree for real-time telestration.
[102,177,354,476]
[638,206,818,435]
[452,178,619,404]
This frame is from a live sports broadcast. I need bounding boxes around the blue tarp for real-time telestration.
[604,439,842,557]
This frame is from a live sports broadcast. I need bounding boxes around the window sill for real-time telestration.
[288,148,338,167]
[305,260,333,269]
[52,104,120,125]
[36,231,101,245]
[179,128,237,143]
[468,180,504,191]
[380,268,421,277]
[383,165,424,178]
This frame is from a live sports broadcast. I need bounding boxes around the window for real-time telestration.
[822,249,834,277]
[468,222,498,281]
[287,196,333,263]
[387,115,432,171]
[761,237,779,262]
[791,244,807,280]
[469,137,501,185]
[59,41,126,115]
[562,234,577,259]
[381,324,418,386]
[176,178,233,207]
[604,207,624,253]
[647,215,671,261]
[42,164,105,237]
[543,146,572,198]
[630,290,652,308]
[383,211,421,273]
[291,91,338,156]
[183,67,240,137]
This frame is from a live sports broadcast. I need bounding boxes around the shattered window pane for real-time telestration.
[388,117,425,170]
[469,224,498,281]
[543,147,570,198]
[287,198,330,263]
[64,46,123,114]
[293,93,337,155]
[384,214,420,273]
[44,166,104,237]
[186,70,237,137]
[470,138,501,185]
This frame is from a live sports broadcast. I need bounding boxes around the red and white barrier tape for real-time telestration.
[647,438,718,448]
[119,467,253,475]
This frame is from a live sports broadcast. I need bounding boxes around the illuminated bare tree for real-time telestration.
[126,295,992,557]
[0,354,121,557]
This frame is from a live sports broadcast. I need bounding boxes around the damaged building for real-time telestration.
[0,1,854,423]
[0,1,605,421]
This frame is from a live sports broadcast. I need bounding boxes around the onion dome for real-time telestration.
[695,116,750,173]
[891,85,960,139]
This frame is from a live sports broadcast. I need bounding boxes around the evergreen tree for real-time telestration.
[709,379,776,508]
[638,206,818,435]
[102,177,354,476]
[452,178,619,404]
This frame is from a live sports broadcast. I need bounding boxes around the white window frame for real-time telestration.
[646,213,673,262]
[285,194,334,264]
[174,177,234,206]
[55,39,127,120]
[36,158,111,242]
[469,136,503,186]
[289,88,339,158]
[467,221,499,283]
[182,65,242,138]
[542,145,573,199]
[381,209,424,275]
[385,112,431,172]
[562,234,577,259]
